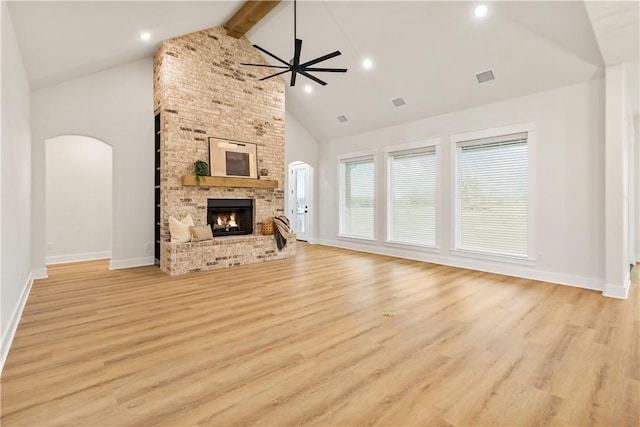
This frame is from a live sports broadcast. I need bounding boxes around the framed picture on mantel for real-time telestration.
[208,137,258,179]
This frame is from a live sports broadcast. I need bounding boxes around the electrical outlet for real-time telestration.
[537,252,543,261]
[144,243,151,251]
[47,242,52,250]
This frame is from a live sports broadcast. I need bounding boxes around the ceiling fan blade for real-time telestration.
[303,67,348,73]
[259,69,292,81]
[293,38,302,67]
[299,70,327,86]
[291,70,298,86]
[252,44,291,67]
[241,63,290,69]
[300,50,342,68]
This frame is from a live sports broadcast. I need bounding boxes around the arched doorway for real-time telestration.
[45,135,113,265]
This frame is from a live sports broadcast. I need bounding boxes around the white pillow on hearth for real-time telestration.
[169,214,194,243]
[190,225,213,242]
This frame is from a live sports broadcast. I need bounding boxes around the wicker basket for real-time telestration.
[262,221,274,235]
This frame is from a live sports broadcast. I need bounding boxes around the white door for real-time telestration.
[289,163,311,241]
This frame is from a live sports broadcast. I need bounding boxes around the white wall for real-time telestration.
[603,64,633,298]
[635,114,640,262]
[623,62,640,264]
[45,135,112,264]
[318,79,606,290]
[1,2,33,368]
[285,110,318,169]
[1,0,3,305]
[285,110,319,241]
[31,58,154,271]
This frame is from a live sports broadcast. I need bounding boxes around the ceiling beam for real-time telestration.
[226,0,281,39]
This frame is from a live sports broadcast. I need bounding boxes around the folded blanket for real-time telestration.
[273,216,291,251]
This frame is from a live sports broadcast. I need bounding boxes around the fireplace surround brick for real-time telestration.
[166,234,296,276]
[153,26,294,275]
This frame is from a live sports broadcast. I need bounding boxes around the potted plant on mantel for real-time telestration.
[194,160,209,185]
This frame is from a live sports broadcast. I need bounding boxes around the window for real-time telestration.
[387,146,437,246]
[339,155,375,239]
[454,131,529,258]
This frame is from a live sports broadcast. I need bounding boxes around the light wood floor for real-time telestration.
[1,244,639,426]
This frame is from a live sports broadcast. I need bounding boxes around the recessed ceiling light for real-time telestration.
[362,58,373,69]
[304,85,313,94]
[139,32,151,41]
[474,4,488,18]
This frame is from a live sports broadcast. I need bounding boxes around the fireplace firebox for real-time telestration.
[207,199,254,236]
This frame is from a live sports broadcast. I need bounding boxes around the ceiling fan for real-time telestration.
[241,0,347,87]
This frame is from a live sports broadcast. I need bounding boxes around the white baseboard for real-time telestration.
[1,273,34,374]
[46,251,111,265]
[31,267,48,280]
[110,257,155,270]
[603,272,631,299]
[315,238,605,293]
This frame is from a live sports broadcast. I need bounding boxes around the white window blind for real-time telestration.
[455,133,528,257]
[388,148,437,246]
[340,157,375,239]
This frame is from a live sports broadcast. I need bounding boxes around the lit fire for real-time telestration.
[216,212,238,228]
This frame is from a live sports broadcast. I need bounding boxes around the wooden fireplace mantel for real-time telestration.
[181,175,278,189]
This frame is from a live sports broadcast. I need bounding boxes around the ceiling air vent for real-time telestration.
[475,69,495,84]
[337,115,348,123]
[392,97,406,107]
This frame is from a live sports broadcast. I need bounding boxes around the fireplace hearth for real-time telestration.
[207,199,254,236]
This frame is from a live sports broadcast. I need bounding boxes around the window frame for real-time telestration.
[337,149,378,241]
[450,123,536,265]
[383,138,441,250]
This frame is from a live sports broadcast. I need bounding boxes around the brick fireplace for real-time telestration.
[153,26,295,275]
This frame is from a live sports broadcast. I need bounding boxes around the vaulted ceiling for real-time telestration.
[7,1,639,142]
